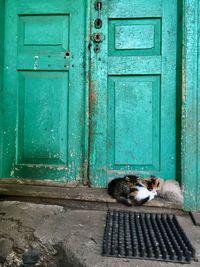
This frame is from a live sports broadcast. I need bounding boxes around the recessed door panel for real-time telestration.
[108,76,160,169]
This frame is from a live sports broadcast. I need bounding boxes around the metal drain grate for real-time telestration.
[102,210,197,263]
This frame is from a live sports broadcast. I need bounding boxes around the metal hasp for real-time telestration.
[92,2,104,53]
[94,0,103,29]
[95,0,102,11]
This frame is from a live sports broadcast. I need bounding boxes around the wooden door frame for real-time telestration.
[0,0,199,211]
[182,0,200,211]
[0,0,4,177]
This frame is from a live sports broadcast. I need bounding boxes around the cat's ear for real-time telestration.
[142,178,153,190]
[151,176,160,184]
[147,176,159,184]
[155,177,161,188]
[150,177,161,189]
[157,178,164,190]
[124,176,130,182]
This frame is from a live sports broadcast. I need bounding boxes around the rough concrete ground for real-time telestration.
[0,200,199,267]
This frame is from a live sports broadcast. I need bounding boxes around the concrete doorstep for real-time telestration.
[0,200,199,267]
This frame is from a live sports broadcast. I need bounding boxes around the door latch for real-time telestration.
[92,0,103,53]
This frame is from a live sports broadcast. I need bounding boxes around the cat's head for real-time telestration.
[143,176,161,192]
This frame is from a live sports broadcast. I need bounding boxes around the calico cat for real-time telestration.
[108,175,160,206]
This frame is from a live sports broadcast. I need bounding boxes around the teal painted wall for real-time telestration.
[182,0,200,211]
[0,0,4,176]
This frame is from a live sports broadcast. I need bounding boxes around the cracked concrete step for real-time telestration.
[0,201,199,267]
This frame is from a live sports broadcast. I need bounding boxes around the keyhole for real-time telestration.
[65,51,70,57]
[94,33,101,43]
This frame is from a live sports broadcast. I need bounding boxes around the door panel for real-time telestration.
[108,76,160,169]
[90,0,177,186]
[3,0,85,182]
[17,71,69,165]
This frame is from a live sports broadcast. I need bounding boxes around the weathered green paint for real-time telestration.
[82,0,91,186]
[89,0,108,187]
[2,0,86,182]
[176,1,183,184]
[198,2,200,213]
[0,0,199,212]
[0,0,4,177]
[182,0,199,211]
[90,0,178,187]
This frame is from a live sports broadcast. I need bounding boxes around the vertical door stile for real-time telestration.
[161,0,177,179]
[0,0,5,177]
[182,0,199,211]
[89,0,108,186]
[82,0,92,185]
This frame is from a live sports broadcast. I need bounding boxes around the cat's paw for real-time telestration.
[149,191,156,200]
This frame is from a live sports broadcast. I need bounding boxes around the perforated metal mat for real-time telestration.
[102,210,197,263]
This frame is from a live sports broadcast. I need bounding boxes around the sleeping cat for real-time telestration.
[108,175,160,206]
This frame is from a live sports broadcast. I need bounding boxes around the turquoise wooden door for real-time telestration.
[2,0,85,182]
[90,0,178,186]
